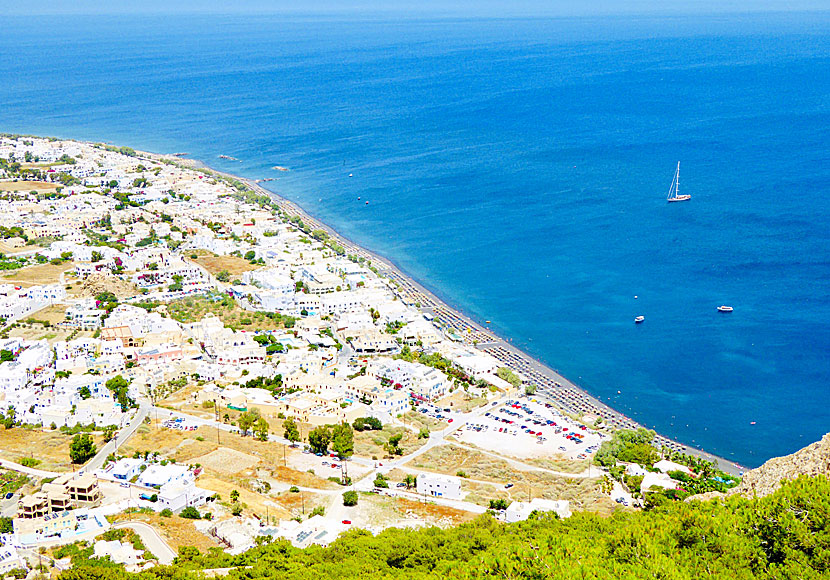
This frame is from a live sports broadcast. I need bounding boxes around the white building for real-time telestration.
[110,458,145,481]
[504,499,571,522]
[137,464,192,489]
[416,473,462,500]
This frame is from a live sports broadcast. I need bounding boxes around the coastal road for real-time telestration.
[240,174,746,478]
[112,521,177,565]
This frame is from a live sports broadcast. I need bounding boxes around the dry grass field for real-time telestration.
[435,391,489,413]
[0,241,44,255]
[3,262,74,286]
[354,424,427,459]
[167,295,290,331]
[19,304,69,325]
[0,426,103,472]
[8,323,82,343]
[0,180,60,192]
[402,411,443,431]
[187,250,260,277]
[192,448,259,474]
[392,496,479,526]
[109,511,222,552]
[525,456,590,475]
[350,493,478,531]
[268,489,328,519]
[408,443,613,513]
[124,422,339,490]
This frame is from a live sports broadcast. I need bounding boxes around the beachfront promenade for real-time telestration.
[237,176,743,475]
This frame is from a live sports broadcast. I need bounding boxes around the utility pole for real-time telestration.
[214,398,220,445]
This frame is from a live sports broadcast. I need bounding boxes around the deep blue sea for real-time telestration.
[1,13,828,467]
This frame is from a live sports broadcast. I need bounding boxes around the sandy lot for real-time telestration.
[8,324,82,344]
[109,511,222,552]
[0,426,103,472]
[17,304,68,326]
[192,447,259,475]
[188,251,260,277]
[3,262,74,286]
[406,442,612,512]
[354,425,427,459]
[434,391,489,413]
[0,180,60,192]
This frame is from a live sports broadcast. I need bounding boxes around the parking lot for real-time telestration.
[161,417,200,431]
[454,398,605,459]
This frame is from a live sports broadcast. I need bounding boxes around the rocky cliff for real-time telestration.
[729,432,830,498]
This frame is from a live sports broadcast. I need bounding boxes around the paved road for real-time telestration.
[0,458,59,478]
[83,402,150,473]
[112,521,177,565]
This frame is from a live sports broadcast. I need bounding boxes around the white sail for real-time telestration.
[666,161,690,202]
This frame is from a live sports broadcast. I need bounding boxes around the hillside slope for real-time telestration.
[730,432,830,498]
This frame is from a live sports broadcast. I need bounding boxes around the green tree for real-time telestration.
[283,418,300,445]
[254,417,270,441]
[385,432,404,456]
[179,506,201,519]
[0,349,13,362]
[238,409,260,437]
[79,386,92,400]
[489,499,510,510]
[308,425,332,454]
[0,516,13,533]
[331,423,354,461]
[342,491,358,507]
[102,425,117,442]
[105,374,133,412]
[69,433,97,464]
[352,416,382,431]
[496,367,522,388]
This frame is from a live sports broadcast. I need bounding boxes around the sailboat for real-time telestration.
[666,161,691,202]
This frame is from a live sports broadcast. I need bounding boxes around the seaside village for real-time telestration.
[0,136,738,575]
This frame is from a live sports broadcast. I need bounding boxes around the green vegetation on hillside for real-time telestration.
[57,475,830,580]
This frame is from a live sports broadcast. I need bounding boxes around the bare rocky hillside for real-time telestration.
[729,432,830,498]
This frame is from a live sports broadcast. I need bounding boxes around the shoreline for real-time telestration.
[167,153,746,476]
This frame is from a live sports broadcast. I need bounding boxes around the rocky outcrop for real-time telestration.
[729,432,830,498]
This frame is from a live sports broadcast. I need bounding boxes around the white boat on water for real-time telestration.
[717,305,733,312]
[634,316,645,323]
[666,161,691,202]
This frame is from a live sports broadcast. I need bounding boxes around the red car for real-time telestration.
[342,520,351,525]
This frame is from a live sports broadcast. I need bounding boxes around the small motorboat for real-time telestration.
[634,316,645,324]
[717,305,734,313]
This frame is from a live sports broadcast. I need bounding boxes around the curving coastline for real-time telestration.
[173,153,745,477]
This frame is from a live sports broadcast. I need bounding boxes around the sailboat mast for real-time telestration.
[676,161,680,198]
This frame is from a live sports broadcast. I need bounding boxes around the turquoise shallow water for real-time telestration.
[1,13,828,466]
